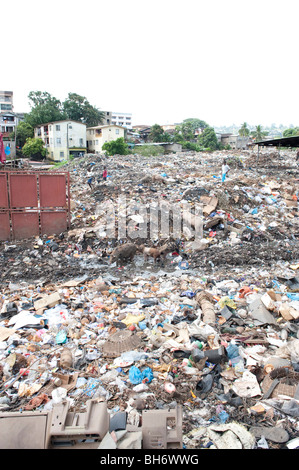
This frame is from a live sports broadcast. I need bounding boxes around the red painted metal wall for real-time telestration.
[0,171,70,240]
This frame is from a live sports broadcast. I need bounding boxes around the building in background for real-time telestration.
[101,111,113,126]
[217,133,251,150]
[102,111,132,128]
[35,120,87,161]
[161,124,177,132]
[131,125,151,142]
[86,125,126,153]
[0,91,15,158]
[0,113,25,159]
[0,92,27,159]
[0,91,13,112]
[0,112,18,138]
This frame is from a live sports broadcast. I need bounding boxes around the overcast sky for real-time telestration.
[3,0,299,128]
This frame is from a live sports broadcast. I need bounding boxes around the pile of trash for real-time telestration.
[0,149,298,450]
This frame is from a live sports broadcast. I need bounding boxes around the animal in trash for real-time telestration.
[140,174,166,185]
[109,243,139,265]
[140,241,177,263]
[139,245,161,263]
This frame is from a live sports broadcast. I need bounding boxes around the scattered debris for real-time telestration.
[0,149,298,449]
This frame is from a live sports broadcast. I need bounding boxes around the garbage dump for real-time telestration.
[0,148,298,450]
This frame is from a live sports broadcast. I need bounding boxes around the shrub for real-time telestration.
[102,137,129,156]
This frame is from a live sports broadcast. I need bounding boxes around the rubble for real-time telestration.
[0,148,298,450]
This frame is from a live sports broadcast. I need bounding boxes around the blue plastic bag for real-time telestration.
[218,410,229,423]
[226,342,239,359]
[138,320,147,330]
[180,290,196,298]
[287,293,299,301]
[129,366,153,384]
[56,330,67,344]
[142,367,154,384]
[129,366,143,384]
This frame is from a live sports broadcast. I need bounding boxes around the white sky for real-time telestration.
[3,0,299,128]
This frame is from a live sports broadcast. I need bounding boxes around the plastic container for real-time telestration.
[192,346,227,364]
[204,346,228,364]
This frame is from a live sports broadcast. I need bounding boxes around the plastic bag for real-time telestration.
[129,366,153,384]
[218,297,236,309]
[120,351,148,362]
[52,387,67,403]
[226,342,240,359]
[129,366,142,384]
[180,290,196,298]
[56,330,67,344]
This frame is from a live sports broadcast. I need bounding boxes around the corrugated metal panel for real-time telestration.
[11,212,39,240]
[0,174,8,208]
[0,170,70,241]
[40,211,68,235]
[39,174,66,208]
[9,174,38,208]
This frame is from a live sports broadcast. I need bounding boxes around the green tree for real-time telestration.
[22,137,48,160]
[183,118,208,131]
[251,125,269,141]
[25,91,66,127]
[63,93,105,127]
[102,137,129,156]
[27,91,57,107]
[149,124,171,143]
[162,132,172,142]
[180,141,201,151]
[283,127,299,137]
[10,122,34,148]
[238,122,250,137]
[174,122,194,142]
[197,126,219,150]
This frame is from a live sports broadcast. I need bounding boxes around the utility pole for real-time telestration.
[66,122,69,162]
[14,115,17,168]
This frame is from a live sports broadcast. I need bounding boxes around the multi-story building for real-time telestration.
[111,112,132,128]
[217,133,251,150]
[0,112,17,138]
[102,111,132,128]
[34,120,87,161]
[0,112,25,158]
[86,125,126,153]
[0,92,28,158]
[0,91,15,157]
[101,111,113,126]
[0,91,13,112]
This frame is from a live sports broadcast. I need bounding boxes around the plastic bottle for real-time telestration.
[39,371,50,385]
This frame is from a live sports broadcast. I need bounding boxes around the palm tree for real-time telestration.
[251,125,268,141]
[238,122,250,137]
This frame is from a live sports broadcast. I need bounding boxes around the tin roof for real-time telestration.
[250,135,299,148]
